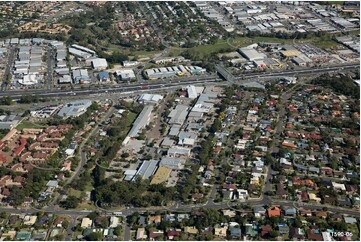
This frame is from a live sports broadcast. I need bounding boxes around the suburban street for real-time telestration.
[48,104,116,207]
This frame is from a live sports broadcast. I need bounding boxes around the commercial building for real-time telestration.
[135,160,158,180]
[91,58,108,70]
[126,105,153,138]
[68,47,92,59]
[187,85,198,99]
[331,17,356,29]
[98,71,110,82]
[167,146,191,157]
[0,115,21,130]
[123,60,138,67]
[152,56,185,65]
[238,46,266,61]
[72,69,91,84]
[57,100,92,118]
[144,65,206,80]
[18,74,39,86]
[138,94,163,104]
[71,44,96,55]
[160,157,186,170]
[292,54,312,66]
[168,105,189,125]
[58,75,72,84]
[115,69,136,81]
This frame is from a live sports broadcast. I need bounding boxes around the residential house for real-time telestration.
[315,211,328,219]
[222,209,236,218]
[136,228,147,240]
[253,206,266,218]
[184,226,198,235]
[309,193,321,203]
[245,224,258,237]
[23,215,37,226]
[276,183,287,199]
[261,225,273,237]
[230,227,242,238]
[214,225,228,237]
[290,228,305,240]
[267,206,281,217]
[148,215,161,224]
[306,228,323,241]
[299,208,312,217]
[167,229,181,240]
[284,207,297,217]
[344,217,357,224]
[278,223,289,235]
[149,230,164,240]
[81,218,92,228]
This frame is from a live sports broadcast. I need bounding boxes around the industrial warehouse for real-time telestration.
[143,65,207,80]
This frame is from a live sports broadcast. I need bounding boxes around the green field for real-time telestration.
[167,35,341,58]
[16,121,46,131]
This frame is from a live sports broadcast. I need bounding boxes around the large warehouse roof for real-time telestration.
[238,47,266,61]
[128,105,153,137]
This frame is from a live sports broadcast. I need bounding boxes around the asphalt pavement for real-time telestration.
[1,46,15,91]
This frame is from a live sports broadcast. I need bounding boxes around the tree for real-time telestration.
[60,195,81,209]
[62,220,70,229]
[269,230,279,238]
[113,226,122,236]
[8,187,26,206]
[0,96,13,105]
[0,212,7,218]
[85,232,102,241]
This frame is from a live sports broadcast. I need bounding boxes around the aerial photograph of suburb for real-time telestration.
[0,0,359,241]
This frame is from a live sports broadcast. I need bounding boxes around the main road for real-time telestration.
[0,64,358,98]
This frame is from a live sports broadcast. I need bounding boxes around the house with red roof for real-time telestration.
[267,207,281,218]
[12,138,27,157]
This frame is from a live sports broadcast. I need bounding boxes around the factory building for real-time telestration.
[238,46,266,61]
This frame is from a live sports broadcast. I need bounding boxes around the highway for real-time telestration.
[0,64,358,99]
[0,76,220,98]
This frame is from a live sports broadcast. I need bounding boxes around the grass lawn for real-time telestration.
[347,29,360,36]
[312,39,342,49]
[76,202,96,210]
[68,188,82,197]
[167,35,345,58]
[347,224,359,241]
[16,121,46,131]
[127,112,137,125]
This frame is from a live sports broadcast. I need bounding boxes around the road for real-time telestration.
[49,104,116,207]
[0,63,357,99]
[0,75,219,98]
[263,82,307,203]
[46,46,54,90]
[1,46,15,91]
